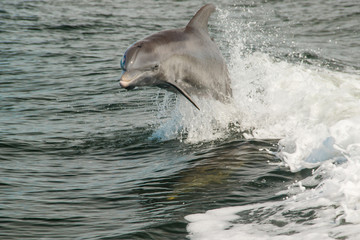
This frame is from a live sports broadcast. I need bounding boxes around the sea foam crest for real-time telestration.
[184,6,360,240]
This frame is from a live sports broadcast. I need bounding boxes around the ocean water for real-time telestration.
[1,0,359,239]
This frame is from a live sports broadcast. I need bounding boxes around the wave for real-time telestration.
[184,50,360,239]
[181,5,360,240]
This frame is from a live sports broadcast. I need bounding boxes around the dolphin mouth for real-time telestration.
[119,80,135,89]
[119,71,143,89]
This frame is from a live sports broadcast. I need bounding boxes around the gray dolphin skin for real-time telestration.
[119,4,232,110]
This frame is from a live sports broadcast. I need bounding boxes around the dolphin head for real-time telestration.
[119,41,163,90]
[119,34,201,110]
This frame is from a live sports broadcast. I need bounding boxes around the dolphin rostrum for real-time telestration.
[119,4,232,110]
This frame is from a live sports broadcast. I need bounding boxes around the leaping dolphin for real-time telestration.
[119,4,232,110]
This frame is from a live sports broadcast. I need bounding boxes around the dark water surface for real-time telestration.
[1,0,359,239]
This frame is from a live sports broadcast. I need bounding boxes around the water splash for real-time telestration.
[150,94,241,143]
[185,4,360,240]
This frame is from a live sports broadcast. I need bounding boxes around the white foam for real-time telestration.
[184,9,360,240]
[146,7,360,239]
[150,94,241,143]
[183,50,360,238]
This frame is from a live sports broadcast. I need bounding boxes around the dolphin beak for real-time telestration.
[119,77,132,89]
[119,71,141,89]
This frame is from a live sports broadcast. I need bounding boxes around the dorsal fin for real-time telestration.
[185,4,215,34]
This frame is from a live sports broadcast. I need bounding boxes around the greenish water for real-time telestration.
[1,0,359,239]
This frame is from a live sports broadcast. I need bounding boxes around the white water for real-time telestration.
[185,51,360,239]
[181,8,360,240]
[186,8,360,240]
[148,7,360,239]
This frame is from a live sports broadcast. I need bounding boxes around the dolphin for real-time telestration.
[119,4,232,110]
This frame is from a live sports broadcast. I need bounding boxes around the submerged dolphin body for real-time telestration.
[119,4,232,110]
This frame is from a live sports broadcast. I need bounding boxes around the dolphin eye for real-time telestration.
[120,54,126,71]
[152,64,159,71]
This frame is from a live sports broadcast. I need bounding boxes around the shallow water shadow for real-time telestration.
[123,139,314,239]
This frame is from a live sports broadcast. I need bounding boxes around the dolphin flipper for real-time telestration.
[186,4,215,34]
[167,83,200,110]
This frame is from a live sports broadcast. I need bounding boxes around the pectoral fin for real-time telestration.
[167,83,200,110]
